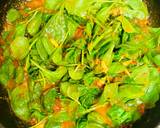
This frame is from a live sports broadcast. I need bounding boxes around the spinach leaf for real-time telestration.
[44,0,62,10]
[79,87,100,109]
[68,66,84,80]
[27,12,42,36]
[65,0,95,17]
[141,84,159,108]
[100,83,118,104]
[124,0,148,19]
[117,16,136,33]
[43,88,58,112]
[44,12,67,44]
[45,115,61,128]
[10,36,29,60]
[107,105,133,126]
[0,59,15,86]
[36,38,48,60]
[153,54,160,66]
[10,83,30,121]
[31,60,67,82]
[14,23,26,37]
[60,82,80,103]
[7,8,20,22]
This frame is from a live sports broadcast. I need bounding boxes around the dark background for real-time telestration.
[0,0,160,128]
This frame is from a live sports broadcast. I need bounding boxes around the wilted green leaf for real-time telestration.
[10,84,30,121]
[43,88,58,112]
[141,84,159,108]
[107,105,133,126]
[100,83,118,104]
[153,54,160,66]
[7,8,20,22]
[10,36,29,60]
[117,16,136,33]
[0,59,15,85]
[79,87,100,109]
[60,82,80,102]
[68,66,84,80]
[27,12,42,36]
[36,39,48,60]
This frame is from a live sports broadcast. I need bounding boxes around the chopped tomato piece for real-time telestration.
[0,37,5,45]
[137,104,145,115]
[29,118,38,126]
[93,79,105,88]
[74,26,84,39]
[0,48,4,67]
[13,59,19,68]
[7,79,16,90]
[61,121,75,128]
[95,104,112,126]
[26,0,45,9]
[53,98,62,113]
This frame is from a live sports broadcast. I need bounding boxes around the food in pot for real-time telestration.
[0,0,160,127]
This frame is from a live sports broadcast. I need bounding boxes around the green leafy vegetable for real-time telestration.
[7,8,20,22]
[68,66,84,80]
[107,105,133,126]
[117,16,136,33]
[153,54,160,66]
[43,88,58,112]
[88,112,107,125]
[44,0,62,10]
[79,87,100,109]
[10,83,30,121]
[0,59,15,85]
[45,116,61,128]
[27,12,42,36]
[124,0,149,19]
[10,36,29,60]
[141,84,159,108]
[36,38,48,60]
[52,47,63,65]
[86,122,106,128]
[31,60,67,82]
[14,23,26,37]
[42,36,54,55]
[60,82,80,102]
[100,83,118,104]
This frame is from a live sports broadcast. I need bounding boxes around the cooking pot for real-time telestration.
[0,0,160,128]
